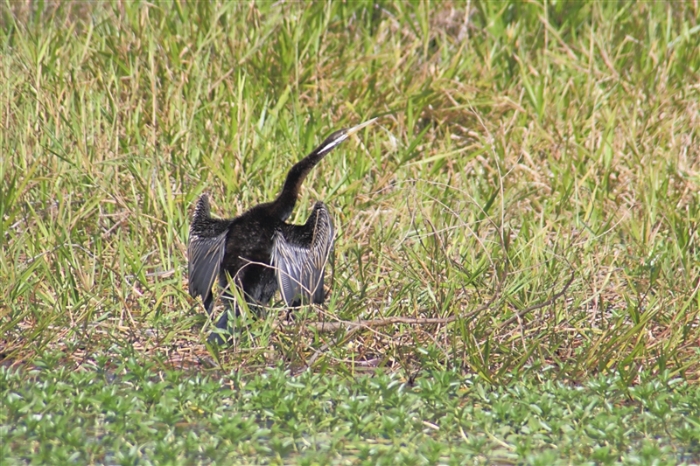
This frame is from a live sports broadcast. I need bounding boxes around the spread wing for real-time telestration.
[271,202,335,306]
[188,194,229,313]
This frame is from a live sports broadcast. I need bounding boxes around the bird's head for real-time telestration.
[315,117,377,157]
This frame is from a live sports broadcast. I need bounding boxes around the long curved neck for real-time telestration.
[270,128,349,221]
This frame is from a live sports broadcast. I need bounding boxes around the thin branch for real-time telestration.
[280,283,504,334]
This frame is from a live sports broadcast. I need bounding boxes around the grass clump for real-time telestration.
[1,2,699,383]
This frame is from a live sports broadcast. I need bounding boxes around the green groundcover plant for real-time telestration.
[2,361,700,464]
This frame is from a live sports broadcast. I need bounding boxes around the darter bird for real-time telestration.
[188,119,375,344]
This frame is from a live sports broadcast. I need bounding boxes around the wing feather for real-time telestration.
[188,231,227,299]
[188,194,229,313]
[271,202,335,306]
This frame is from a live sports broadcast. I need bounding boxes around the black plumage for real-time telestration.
[188,119,375,343]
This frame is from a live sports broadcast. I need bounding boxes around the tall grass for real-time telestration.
[1,1,699,382]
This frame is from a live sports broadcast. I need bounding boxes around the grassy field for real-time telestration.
[1,1,700,463]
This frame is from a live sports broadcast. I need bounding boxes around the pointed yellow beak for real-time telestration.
[344,117,378,137]
[314,118,378,156]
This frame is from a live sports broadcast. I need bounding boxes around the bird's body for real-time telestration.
[188,120,374,343]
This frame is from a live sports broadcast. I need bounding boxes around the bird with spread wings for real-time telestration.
[187,119,375,343]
